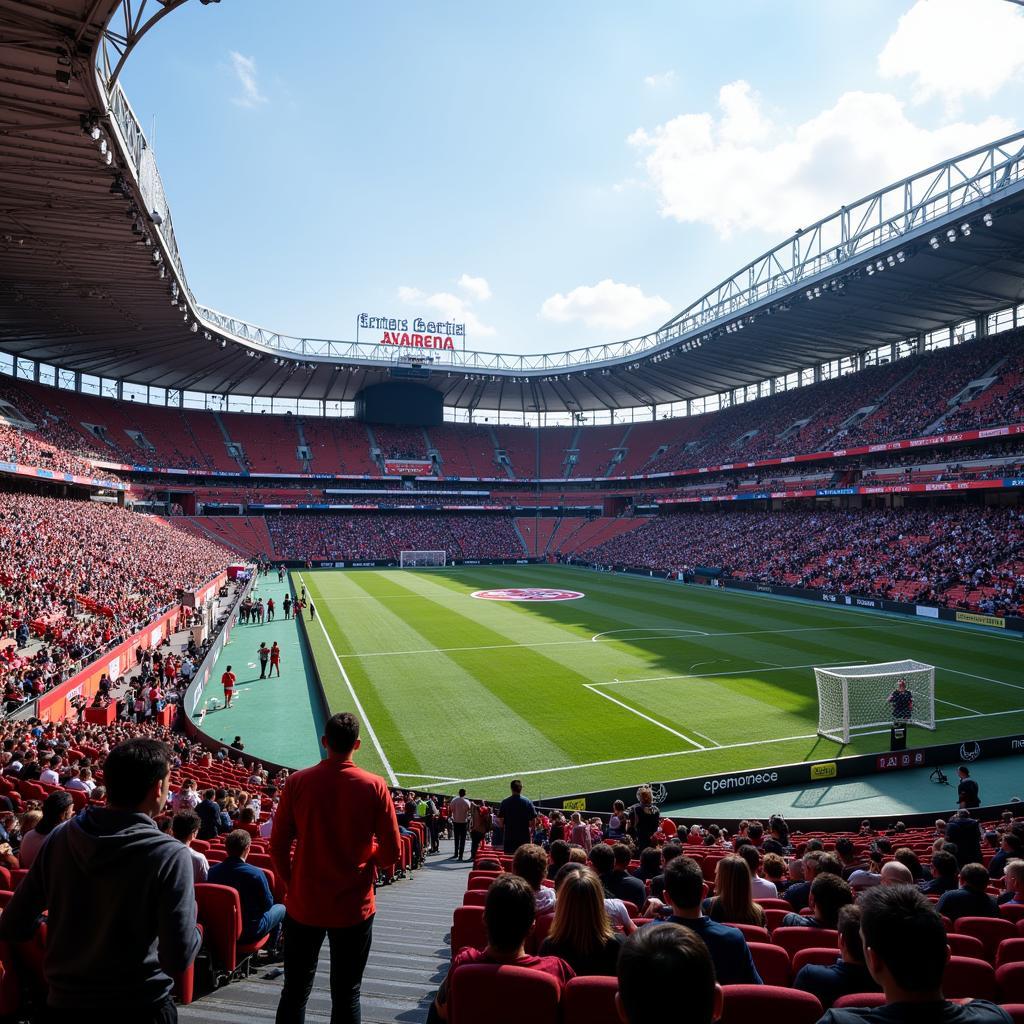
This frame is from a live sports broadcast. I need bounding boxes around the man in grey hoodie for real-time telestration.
[0,737,201,1022]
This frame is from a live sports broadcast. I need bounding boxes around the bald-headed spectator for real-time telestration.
[881,861,914,886]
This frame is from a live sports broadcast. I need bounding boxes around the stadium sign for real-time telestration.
[358,313,465,351]
[471,588,585,601]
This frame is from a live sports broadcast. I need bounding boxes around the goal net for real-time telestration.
[400,550,447,568]
[814,659,935,745]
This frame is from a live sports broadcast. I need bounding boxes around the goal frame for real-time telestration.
[814,659,935,745]
[399,550,447,568]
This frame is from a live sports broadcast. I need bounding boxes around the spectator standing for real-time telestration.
[627,786,661,851]
[258,643,270,679]
[271,712,401,1024]
[448,788,471,861]
[946,808,983,867]
[0,738,200,1023]
[469,799,491,861]
[957,765,981,809]
[270,641,281,678]
[496,779,537,855]
[283,594,292,620]
[817,885,1010,1024]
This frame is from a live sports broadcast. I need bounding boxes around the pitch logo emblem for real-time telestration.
[471,588,585,601]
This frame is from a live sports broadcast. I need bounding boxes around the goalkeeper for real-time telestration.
[887,678,913,724]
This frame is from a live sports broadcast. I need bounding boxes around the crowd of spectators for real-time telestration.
[579,505,1024,616]
[265,512,526,562]
[0,493,231,707]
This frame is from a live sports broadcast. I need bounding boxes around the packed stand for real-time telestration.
[266,512,526,562]
[578,506,1024,616]
[0,493,231,709]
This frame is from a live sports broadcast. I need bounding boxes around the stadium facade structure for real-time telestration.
[0,1,1023,425]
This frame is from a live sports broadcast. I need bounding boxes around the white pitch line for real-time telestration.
[935,697,983,715]
[591,628,710,642]
[583,683,707,749]
[940,666,1024,694]
[432,703,1024,788]
[335,624,871,660]
[395,773,460,783]
[296,573,399,787]
[591,660,862,688]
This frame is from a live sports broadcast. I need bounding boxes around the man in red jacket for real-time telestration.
[271,712,400,1024]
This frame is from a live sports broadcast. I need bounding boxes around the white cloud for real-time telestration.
[229,51,267,108]
[878,0,1024,106]
[395,284,496,337]
[643,70,676,89]
[628,81,1012,238]
[457,274,492,302]
[540,279,671,332]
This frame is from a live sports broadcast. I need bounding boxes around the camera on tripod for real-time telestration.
[930,767,950,786]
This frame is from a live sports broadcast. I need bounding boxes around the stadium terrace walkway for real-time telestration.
[179,841,464,1023]
[195,574,325,768]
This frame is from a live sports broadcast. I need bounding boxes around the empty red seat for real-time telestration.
[462,890,488,907]
[560,976,617,1024]
[999,939,1024,968]
[747,942,790,986]
[755,898,796,911]
[450,906,487,956]
[763,908,791,932]
[944,956,996,1001]
[1002,905,1024,924]
[732,924,771,944]
[772,927,840,958]
[955,917,1018,960]
[947,933,986,959]
[1001,1004,1024,1024]
[999,963,1024,1003]
[717,984,822,1024]
[448,964,560,1024]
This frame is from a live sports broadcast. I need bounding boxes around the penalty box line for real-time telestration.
[582,683,716,750]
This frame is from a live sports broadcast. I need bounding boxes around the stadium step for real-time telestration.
[179,839,465,1023]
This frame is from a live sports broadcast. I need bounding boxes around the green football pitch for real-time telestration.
[292,565,1024,800]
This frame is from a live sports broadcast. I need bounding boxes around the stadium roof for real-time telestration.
[1,2,1023,414]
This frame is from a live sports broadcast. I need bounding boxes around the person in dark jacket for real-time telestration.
[793,904,880,1010]
[918,850,960,896]
[590,842,647,908]
[990,833,1023,881]
[208,829,285,950]
[946,809,983,868]
[195,788,226,840]
[937,863,1001,923]
[0,738,200,1022]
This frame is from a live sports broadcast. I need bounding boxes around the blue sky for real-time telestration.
[120,0,1024,355]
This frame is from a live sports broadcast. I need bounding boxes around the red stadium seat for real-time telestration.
[763,908,791,932]
[525,913,554,956]
[717,984,822,1024]
[450,906,487,956]
[755,898,795,911]
[1002,905,1024,924]
[560,976,618,1024]
[747,942,791,986]
[462,890,489,907]
[732,924,771,944]
[999,939,1024,968]
[946,934,986,959]
[194,883,269,981]
[772,927,840,958]
[833,993,886,1009]
[944,956,996,1001]
[1001,1005,1024,1024]
[955,917,1018,960]
[448,964,560,1024]
[792,947,841,974]
[999,964,1024,1003]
